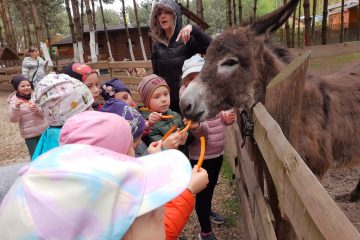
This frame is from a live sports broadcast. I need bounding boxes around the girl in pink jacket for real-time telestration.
[180,55,236,240]
[8,75,47,158]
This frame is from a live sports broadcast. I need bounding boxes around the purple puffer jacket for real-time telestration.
[8,92,48,139]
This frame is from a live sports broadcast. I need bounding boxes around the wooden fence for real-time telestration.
[225,51,360,239]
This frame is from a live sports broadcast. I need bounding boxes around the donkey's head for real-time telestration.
[180,0,299,121]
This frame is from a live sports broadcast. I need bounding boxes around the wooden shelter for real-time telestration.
[328,0,359,29]
[0,47,20,67]
[52,24,152,63]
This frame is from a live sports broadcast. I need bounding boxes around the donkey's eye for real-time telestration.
[222,59,239,67]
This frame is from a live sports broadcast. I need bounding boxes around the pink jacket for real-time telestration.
[8,92,48,139]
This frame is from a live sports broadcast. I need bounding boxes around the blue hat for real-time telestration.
[101,78,131,101]
[101,99,146,139]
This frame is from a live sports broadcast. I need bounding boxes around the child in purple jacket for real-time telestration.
[180,55,236,240]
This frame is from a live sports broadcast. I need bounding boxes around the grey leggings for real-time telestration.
[25,135,41,158]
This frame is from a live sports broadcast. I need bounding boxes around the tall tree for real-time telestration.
[292,8,296,47]
[196,0,204,20]
[311,0,317,38]
[0,21,3,47]
[99,0,114,61]
[7,1,17,52]
[284,0,291,47]
[253,0,257,18]
[81,0,85,35]
[133,0,147,60]
[65,0,79,61]
[358,0,360,41]
[339,0,345,43]
[238,0,242,23]
[15,0,32,48]
[91,0,98,55]
[232,0,237,25]
[303,0,311,45]
[71,0,85,63]
[40,0,53,60]
[28,0,53,68]
[186,0,190,24]
[121,0,135,61]
[227,0,232,27]
[0,0,14,51]
[321,0,328,45]
[84,0,97,62]
[298,0,301,47]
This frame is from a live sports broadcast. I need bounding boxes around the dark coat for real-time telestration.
[149,0,212,113]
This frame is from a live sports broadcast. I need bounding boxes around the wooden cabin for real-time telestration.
[328,0,359,29]
[52,24,152,63]
[0,47,20,67]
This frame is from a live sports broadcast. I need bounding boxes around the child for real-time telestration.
[8,75,48,158]
[180,55,237,240]
[101,78,137,107]
[137,74,188,150]
[61,62,101,109]
[59,110,209,240]
[31,73,94,160]
[0,144,192,240]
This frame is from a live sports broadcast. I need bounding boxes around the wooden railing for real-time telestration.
[225,51,360,239]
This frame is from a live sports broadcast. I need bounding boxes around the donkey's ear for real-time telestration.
[250,0,299,36]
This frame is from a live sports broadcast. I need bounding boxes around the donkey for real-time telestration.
[180,0,360,201]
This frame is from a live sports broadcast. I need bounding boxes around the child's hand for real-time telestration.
[179,130,188,145]
[183,118,200,130]
[28,103,39,113]
[223,109,237,124]
[187,165,209,194]
[15,100,22,108]
[163,131,180,149]
[147,140,163,154]
[148,112,162,127]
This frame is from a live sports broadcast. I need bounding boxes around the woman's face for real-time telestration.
[158,8,175,33]
[122,207,165,240]
[30,49,39,59]
[84,73,100,101]
[17,80,32,95]
[148,86,170,113]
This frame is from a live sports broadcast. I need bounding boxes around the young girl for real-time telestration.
[180,55,237,240]
[101,78,137,107]
[137,74,188,151]
[8,75,48,158]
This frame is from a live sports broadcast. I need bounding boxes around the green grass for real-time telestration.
[309,52,360,70]
[221,155,241,227]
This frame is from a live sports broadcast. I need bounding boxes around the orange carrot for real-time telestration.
[160,115,174,119]
[179,120,192,135]
[139,107,152,112]
[162,125,177,141]
[196,136,206,171]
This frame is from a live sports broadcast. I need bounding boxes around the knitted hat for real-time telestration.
[181,55,205,79]
[101,99,146,140]
[137,74,169,107]
[11,75,31,91]
[0,144,191,240]
[59,111,132,154]
[34,73,94,126]
[61,62,98,82]
[101,78,131,101]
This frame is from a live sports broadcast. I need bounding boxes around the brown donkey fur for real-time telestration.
[180,0,360,200]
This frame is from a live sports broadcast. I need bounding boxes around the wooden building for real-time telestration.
[0,47,20,67]
[52,24,152,63]
[328,0,359,29]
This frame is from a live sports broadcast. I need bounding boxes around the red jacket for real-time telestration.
[164,189,195,240]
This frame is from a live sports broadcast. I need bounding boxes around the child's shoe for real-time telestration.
[210,210,225,225]
[198,232,217,240]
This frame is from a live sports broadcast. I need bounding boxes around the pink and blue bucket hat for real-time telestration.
[0,144,191,239]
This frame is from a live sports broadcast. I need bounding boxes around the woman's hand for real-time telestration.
[147,140,163,154]
[176,24,193,44]
[163,131,180,149]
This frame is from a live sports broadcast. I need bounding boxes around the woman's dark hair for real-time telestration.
[28,46,38,53]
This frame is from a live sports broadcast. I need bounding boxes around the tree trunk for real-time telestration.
[321,0,328,45]
[196,0,204,20]
[65,0,79,61]
[91,0,98,56]
[253,0,257,18]
[358,0,360,41]
[227,0,232,27]
[40,0,53,60]
[292,7,296,47]
[84,0,97,62]
[80,0,84,35]
[186,0,190,24]
[0,0,14,50]
[15,0,32,48]
[28,0,52,67]
[311,0,317,38]
[298,0,301,47]
[22,25,27,50]
[121,0,135,61]
[284,0,291,47]
[0,25,3,47]
[238,0,242,23]
[340,0,345,43]
[7,1,17,52]
[232,0,237,25]
[303,0,311,46]
[99,0,114,62]
[133,0,147,60]
[71,0,84,63]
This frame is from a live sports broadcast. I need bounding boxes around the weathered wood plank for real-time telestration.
[88,61,109,70]
[253,102,360,240]
[109,60,152,69]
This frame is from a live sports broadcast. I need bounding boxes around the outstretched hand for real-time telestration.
[187,165,209,194]
[176,24,193,44]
